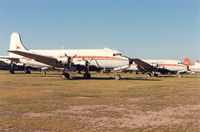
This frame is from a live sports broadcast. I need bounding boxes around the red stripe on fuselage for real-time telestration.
[21,56,125,60]
[131,63,184,66]
[70,56,124,60]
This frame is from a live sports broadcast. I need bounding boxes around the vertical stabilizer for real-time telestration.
[195,60,200,66]
[9,32,28,57]
[184,58,192,66]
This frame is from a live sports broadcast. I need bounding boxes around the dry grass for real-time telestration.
[0,70,200,131]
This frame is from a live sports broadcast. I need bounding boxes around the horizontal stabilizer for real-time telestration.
[0,56,20,63]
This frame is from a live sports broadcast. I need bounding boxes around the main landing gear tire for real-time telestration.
[147,73,152,77]
[83,73,91,79]
[61,73,70,80]
[115,74,121,80]
[9,70,15,74]
[25,70,31,74]
[153,73,158,77]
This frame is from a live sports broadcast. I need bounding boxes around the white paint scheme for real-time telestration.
[144,60,187,72]
[0,59,12,65]
[9,33,49,68]
[127,59,187,73]
[26,49,129,69]
[0,33,49,69]
[184,58,200,73]
[8,33,131,79]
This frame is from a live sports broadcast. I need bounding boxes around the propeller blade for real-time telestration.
[72,54,77,59]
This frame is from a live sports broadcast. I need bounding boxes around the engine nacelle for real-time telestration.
[73,60,87,66]
[4,60,12,65]
[151,63,159,68]
[57,57,69,65]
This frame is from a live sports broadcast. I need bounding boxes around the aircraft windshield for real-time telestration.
[113,53,122,56]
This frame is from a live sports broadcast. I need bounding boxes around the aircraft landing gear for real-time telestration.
[153,73,158,77]
[147,73,152,77]
[61,72,70,80]
[25,69,31,74]
[9,61,15,74]
[83,73,91,79]
[83,60,91,79]
[42,69,46,75]
[115,74,121,80]
[178,73,182,78]
[9,69,15,74]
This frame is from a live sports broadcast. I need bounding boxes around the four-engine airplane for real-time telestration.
[7,33,133,80]
[128,59,188,78]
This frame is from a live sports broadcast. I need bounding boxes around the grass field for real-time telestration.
[0,70,200,132]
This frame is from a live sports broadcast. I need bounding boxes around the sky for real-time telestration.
[0,0,199,62]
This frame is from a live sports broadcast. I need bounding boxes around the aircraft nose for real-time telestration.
[129,58,134,65]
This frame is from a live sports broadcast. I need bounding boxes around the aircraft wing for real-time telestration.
[8,50,61,68]
[0,56,20,63]
[132,59,154,72]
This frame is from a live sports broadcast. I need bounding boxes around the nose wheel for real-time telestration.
[177,73,182,78]
[115,74,121,80]
[42,69,46,75]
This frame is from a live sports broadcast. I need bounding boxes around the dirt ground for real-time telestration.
[0,71,200,131]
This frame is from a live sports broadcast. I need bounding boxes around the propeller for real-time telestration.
[64,53,77,72]
[122,55,134,65]
[186,65,190,71]
[82,56,91,73]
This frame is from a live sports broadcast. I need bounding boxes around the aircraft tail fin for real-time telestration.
[9,32,28,57]
[184,58,192,66]
[195,60,200,66]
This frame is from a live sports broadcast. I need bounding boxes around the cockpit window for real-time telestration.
[113,53,122,56]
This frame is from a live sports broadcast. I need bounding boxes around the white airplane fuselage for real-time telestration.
[6,32,130,72]
[18,48,130,69]
[127,59,187,73]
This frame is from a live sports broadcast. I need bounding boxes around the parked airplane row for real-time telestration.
[0,32,199,80]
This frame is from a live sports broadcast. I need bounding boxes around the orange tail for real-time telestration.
[184,58,192,66]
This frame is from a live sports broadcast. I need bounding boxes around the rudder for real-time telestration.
[184,58,192,66]
[9,32,28,57]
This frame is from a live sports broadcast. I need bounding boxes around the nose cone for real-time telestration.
[129,59,134,65]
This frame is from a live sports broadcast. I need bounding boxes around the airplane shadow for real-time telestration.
[10,72,161,81]
[155,76,177,78]
[70,77,161,81]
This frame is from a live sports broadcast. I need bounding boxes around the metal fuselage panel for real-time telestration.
[22,49,129,69]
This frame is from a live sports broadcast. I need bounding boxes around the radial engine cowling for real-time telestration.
[57,57,70,65]
[151,63,159,68]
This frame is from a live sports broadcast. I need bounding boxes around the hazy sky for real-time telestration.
[0,0,199,62]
